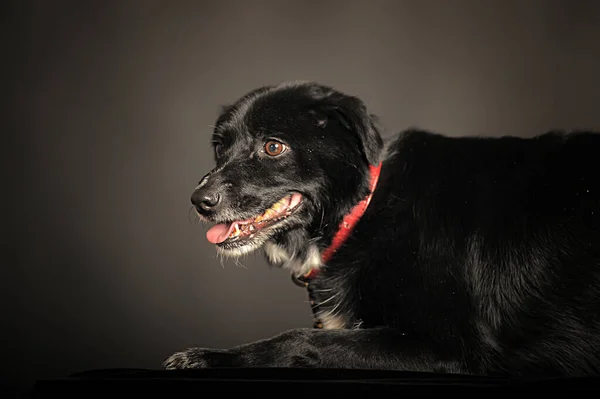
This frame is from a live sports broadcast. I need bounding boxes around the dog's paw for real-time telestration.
[162,349,207,370]
[163,330,319,369]
[163,348,238,370]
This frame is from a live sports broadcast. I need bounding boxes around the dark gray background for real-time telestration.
[5,0,600,392]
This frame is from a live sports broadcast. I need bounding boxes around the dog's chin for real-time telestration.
[206,193,305,258]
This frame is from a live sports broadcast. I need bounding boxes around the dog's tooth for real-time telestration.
[273,200,286,211]
[229,224,241,237]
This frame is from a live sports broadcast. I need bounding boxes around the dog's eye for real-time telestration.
[264,140,287,156]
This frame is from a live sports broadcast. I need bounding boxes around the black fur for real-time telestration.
[166,81,600,377]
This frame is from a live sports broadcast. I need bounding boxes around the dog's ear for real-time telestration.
[321,94,384,166]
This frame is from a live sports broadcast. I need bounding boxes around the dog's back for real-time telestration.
[321,129,600,376]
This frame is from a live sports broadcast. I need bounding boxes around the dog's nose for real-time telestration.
[191,189,221,212]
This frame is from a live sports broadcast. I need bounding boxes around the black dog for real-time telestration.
[164,81,600,377]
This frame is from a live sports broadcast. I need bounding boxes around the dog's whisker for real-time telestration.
[314,287,335,293]
[319,306,341,322]
[315,292,340,307]
[213,250,227,269]
[318,206,326,232]
[188,206,201,226]
[320,295,345,319]
[342,161,359,170]
[233,257,247,269]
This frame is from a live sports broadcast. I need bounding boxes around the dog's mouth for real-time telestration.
[205,193,304,246]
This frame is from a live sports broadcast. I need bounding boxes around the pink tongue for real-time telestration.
[206,223,234,244]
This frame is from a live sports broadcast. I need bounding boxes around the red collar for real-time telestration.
[303,162,382,279]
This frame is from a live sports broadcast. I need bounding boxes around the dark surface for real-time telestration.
[28,368,600,397]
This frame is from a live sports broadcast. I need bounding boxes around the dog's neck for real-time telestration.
[307,162,382,277]
[264,162,382,278]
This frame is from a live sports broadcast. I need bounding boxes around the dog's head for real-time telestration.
[191,81,384,273]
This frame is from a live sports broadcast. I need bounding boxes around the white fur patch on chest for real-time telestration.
[263,241,291,264]
[263,241,322,277]
[319,313,347,330]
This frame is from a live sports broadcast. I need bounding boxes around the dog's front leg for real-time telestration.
[163,327,467,373]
